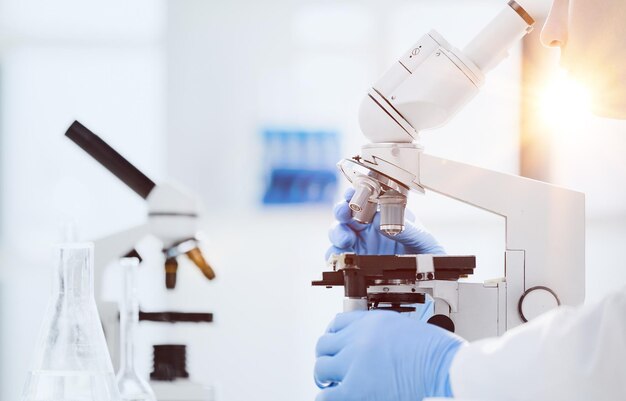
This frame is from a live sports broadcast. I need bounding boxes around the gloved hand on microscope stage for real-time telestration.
[325,188,445,261]
[314,309,465,401]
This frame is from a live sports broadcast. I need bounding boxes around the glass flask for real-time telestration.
[116,257,156,401]
[22,242,121,401]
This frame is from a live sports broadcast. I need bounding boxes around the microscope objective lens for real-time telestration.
[378,190,407,236]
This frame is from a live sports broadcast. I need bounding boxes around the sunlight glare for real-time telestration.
[539,69,593,129]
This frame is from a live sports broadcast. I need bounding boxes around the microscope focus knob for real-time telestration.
[518,286,561,323]
[427,314,455,333]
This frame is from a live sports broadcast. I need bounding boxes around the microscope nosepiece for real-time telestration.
[162,238,215,289]
[378,190,407,236]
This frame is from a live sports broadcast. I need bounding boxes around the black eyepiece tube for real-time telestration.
[65,120,156,199]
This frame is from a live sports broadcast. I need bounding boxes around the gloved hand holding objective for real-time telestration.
[325,188,445,260]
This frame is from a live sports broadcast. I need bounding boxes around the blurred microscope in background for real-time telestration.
[65,121,216,401]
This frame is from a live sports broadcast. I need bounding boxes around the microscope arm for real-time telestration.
[342,146,584,337]
[419,153,585,328]
[93,223,151,302]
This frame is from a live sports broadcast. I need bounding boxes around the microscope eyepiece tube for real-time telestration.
[65,121,157,199]
[378,190,407,236]
[508,0,534,25]
[463,0,535,73]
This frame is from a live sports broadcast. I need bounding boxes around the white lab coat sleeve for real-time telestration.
[449,286,626,400]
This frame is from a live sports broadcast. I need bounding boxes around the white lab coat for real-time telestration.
[449,286,626,400]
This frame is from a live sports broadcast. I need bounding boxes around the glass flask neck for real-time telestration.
[53,243,95,300]
[119,257,139,372]
[116,257,156,401]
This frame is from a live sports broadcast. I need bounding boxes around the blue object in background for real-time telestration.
[262,129,339,205]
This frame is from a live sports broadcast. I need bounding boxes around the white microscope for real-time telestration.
[65,121,215,400]
[314,1,585,341]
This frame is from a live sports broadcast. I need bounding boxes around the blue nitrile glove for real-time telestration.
[314,310,465,401]
[325,188,445,260]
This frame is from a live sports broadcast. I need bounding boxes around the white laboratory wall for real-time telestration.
[548,114,626,219]
[0,1,167,400]
[0,0,164,41]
